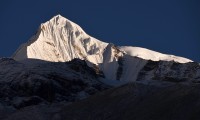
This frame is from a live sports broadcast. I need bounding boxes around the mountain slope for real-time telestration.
[51,82,200,120]
[4,82,200,120]
[0,58,108,110]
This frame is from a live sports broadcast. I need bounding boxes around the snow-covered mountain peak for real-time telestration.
[50,14,65,21]
[13,15,192,64]
[13,15,108,62]
[42,14,83,32]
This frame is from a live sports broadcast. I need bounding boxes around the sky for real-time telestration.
[0,0,199,62]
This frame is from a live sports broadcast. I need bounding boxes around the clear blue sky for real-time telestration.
[0,0,199,62]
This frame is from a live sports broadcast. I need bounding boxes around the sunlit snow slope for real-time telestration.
[119,46,192,63]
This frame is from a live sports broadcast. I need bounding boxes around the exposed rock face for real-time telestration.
[137,60,200,83]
